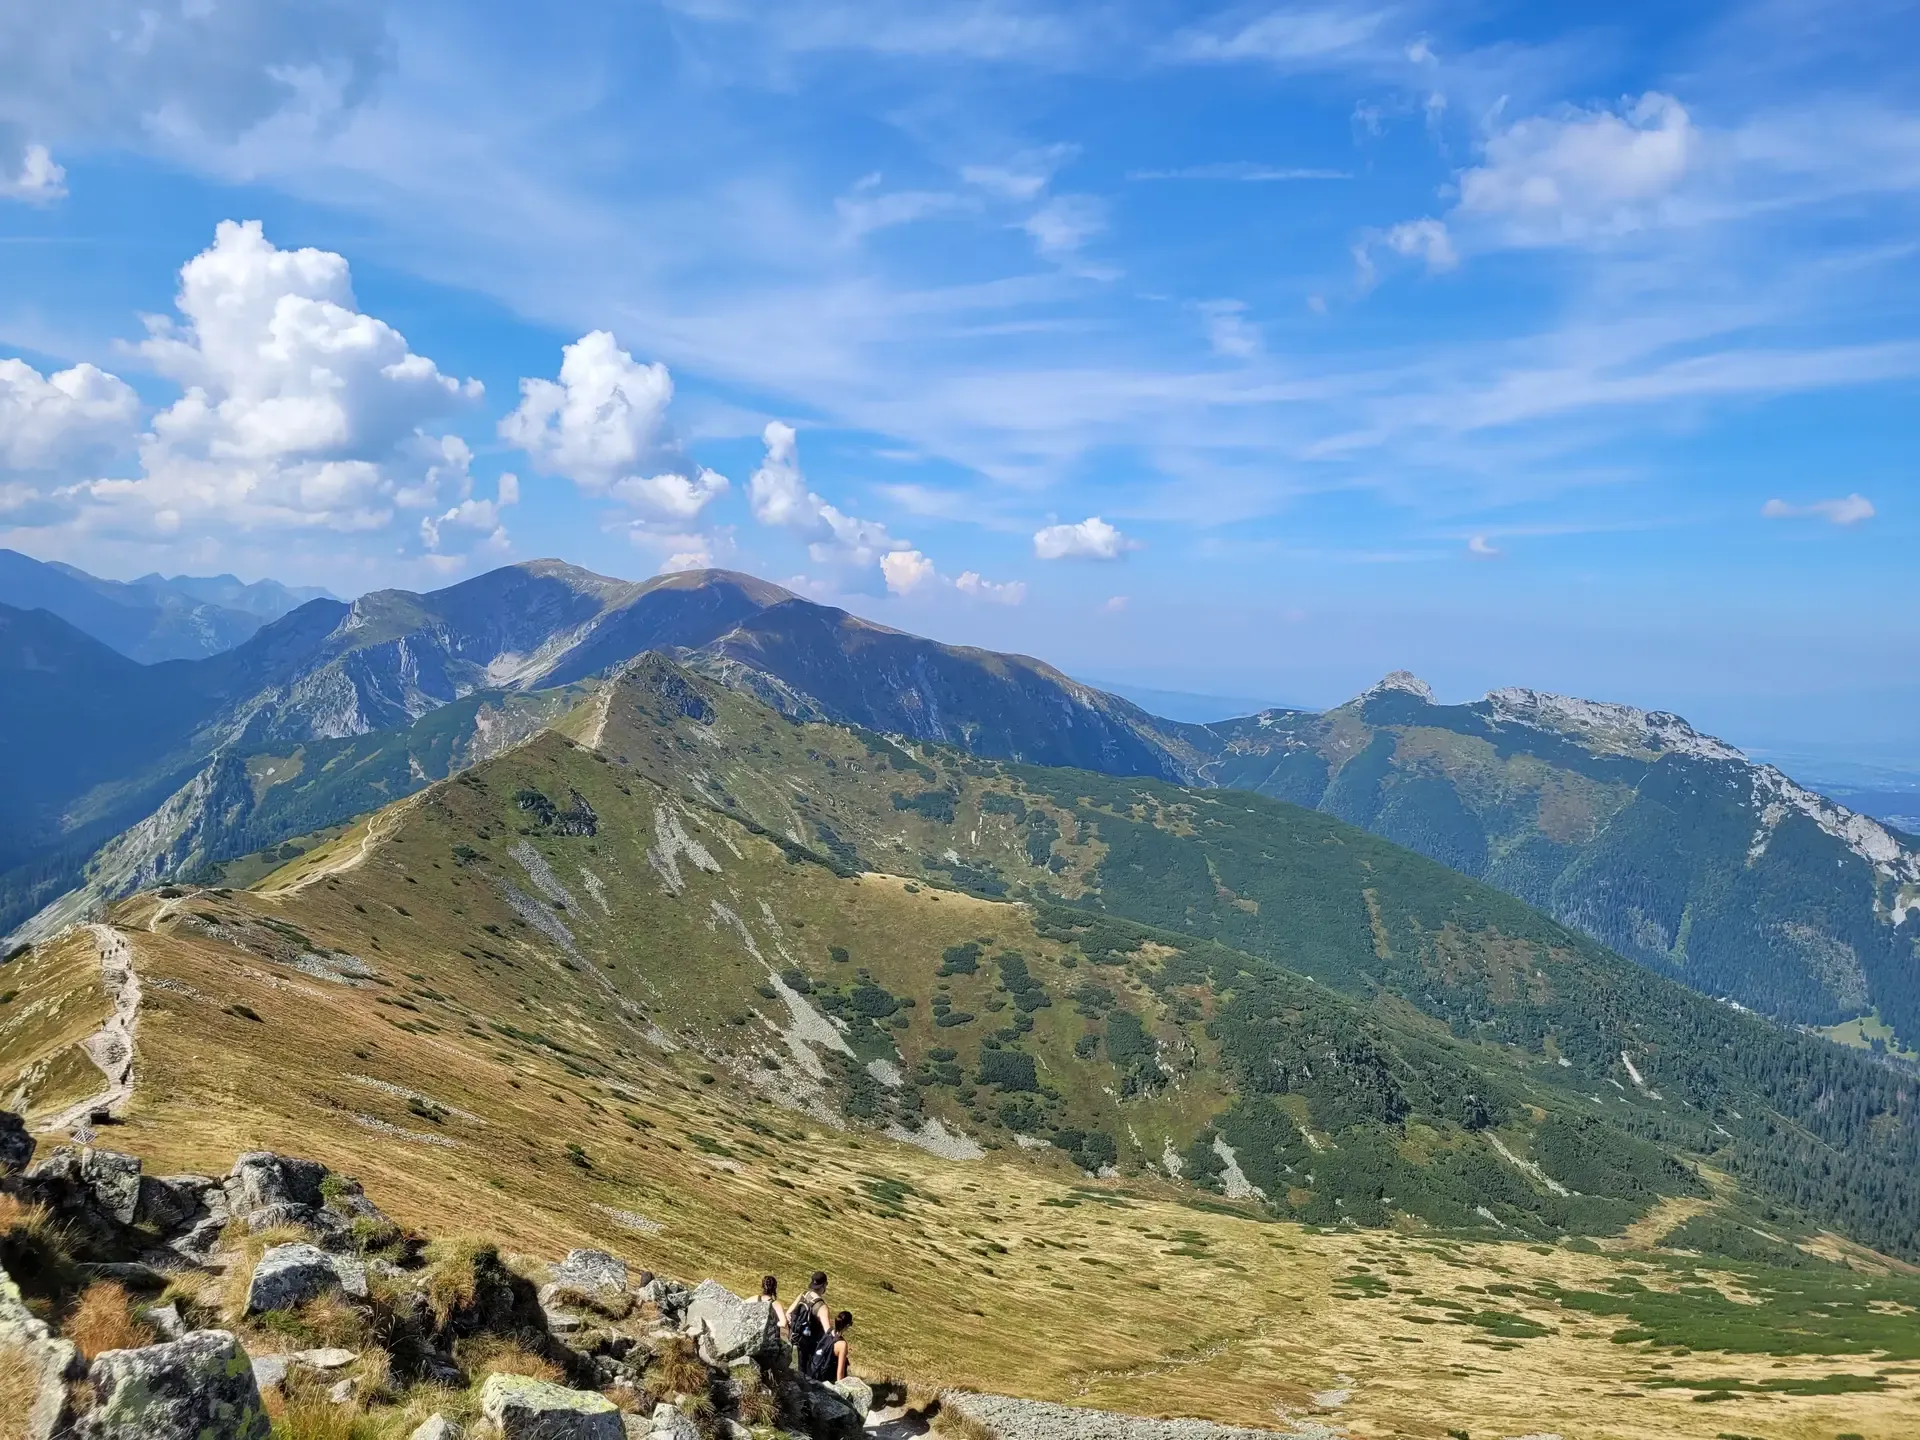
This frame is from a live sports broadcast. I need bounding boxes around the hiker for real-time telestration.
[788,1270,830,1370]
[760,1274,790,1341]
[805,1309,853,1384]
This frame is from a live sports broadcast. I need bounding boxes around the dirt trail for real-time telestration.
[39,924,142,1133]
[261,797,417,895]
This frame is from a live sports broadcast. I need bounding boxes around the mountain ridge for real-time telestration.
[6,562,1915,1063]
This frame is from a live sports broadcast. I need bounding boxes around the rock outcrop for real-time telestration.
[72,1330,271,1440]
[0,1109,34,1174]
[478,1373,625,1440]
[245,1241,368,1313]
[0,1130,916,1440]
[0,1254,83,1440]
[686,1277,781,1364]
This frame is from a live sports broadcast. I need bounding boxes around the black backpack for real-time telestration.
[789,1296,823,1360]
[805,1331,840,1383]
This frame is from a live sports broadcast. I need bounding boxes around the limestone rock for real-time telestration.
[685,1279,778,1364]
[226,1152,328,1214]
[251,1354,290,1393]
[245,1242,365,1314]
[0,1108,34,1174]
[478,1373,624,1440]
[410,1416,463,1440]
[72,1329,270,1440]
[296,1346,358,1370]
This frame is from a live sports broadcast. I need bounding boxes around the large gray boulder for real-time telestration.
[244,1242,367,1314]
[551,1249,629,1307]
[685,1279,778,1364]
[226,1151,328,1213]
[478,1373,624,1440]
[1,1256,83,1440]
[136,1173,219,1231]
[22,1145,144,1227]
[72,1329,270,1440]
[80,1148,144,1225]
[0,1109,33,1175]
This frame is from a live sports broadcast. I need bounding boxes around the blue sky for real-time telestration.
[1,1,1916,759]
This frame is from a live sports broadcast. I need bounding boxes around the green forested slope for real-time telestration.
[556,656,1920,1259]
[1201,677,1920,1049]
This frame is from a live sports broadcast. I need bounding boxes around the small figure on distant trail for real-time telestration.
[760,1274,790,1342]
[788,1269,830,1370]
[805,1309,853,1384]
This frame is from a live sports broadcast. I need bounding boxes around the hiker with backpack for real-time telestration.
[787,1270,831,1371]
[759,1275,790,1342]
[806,1310,854,1384]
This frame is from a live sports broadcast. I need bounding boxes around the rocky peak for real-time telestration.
[1482,687,1748,764]
[1359,670,1435,704]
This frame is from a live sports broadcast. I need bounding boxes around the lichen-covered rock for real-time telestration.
[478,1373,624,1440]
[410,1414,463,1440]
[244,1242,365,1314]
[831,1376,873,1420]
[685,1279,778,1364]
[0,1108,34,1175]
[72,1329,270,1440]
[1,1255,83,1440]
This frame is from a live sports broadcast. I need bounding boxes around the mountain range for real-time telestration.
[0,547,332,663]
[7,652,1918,1436]
[3,556,1916,1064]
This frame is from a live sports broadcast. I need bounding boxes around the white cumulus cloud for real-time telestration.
[0,144,65,203]
[0,359,138,470]
[748,421,908,569]
[1034,515,1136,561]
[955,570,1026,605]
[880,549,937,595]
[502,330,727,524]
[1458,92,1696,242]
[97,220,482,537]
[1761,494,1875,526]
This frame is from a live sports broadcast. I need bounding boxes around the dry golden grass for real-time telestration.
[453,1334,563,1385]
[644,1333,712,1406]
[63,1281,155,1359]
[0,1344,44,1440]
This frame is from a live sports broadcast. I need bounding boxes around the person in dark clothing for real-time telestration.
[760,1274,790,1342]
[788,1270,830,1370]
[806,1310,853,1384]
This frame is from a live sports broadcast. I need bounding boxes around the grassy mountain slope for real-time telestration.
[0,566,786,940]
[4,670,1917,1436]
[1202,674,1920,1050]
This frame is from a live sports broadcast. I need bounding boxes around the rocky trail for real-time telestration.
[38,924,141,1135]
